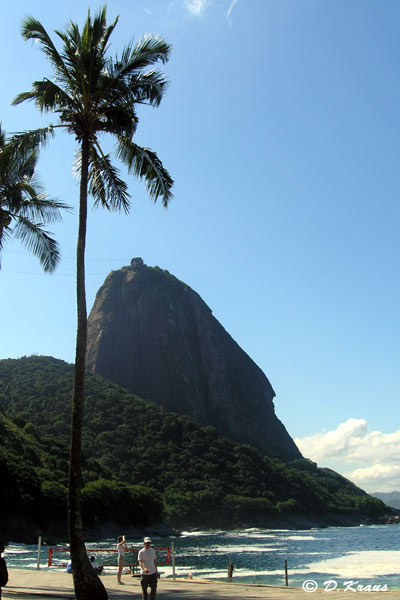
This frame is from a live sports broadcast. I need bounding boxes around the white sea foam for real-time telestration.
[180,530,225,537]
[284,536,317,541]
[291,552,330,556]
[225,531,277,540]
[211,544,277,553]
[181,528,285,540]
[173,566,227,577]
[23,562,41,569]
[301,551,400,578]
[183,544,277,554]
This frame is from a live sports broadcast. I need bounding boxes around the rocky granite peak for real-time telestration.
[86,262,301,460]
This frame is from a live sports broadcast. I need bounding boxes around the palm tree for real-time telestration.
[0,125,65,272]
[13,8,173,600]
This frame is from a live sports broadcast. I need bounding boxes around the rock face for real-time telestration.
[86,260,301,460]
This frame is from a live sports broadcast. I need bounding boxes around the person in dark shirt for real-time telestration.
[0,541,8,599]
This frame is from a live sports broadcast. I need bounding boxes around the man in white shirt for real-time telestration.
[138,537,158,600]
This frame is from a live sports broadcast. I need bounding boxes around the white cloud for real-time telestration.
[295,418,400,492]
[347,464,400,493]
[185,0,210,16]
[225,0,239,25]
[295,418,368,463]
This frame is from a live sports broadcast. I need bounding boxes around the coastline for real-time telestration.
[2,511,389,546]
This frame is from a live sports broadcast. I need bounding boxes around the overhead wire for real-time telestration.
[1,255,133,276]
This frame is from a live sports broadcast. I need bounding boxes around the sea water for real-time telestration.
[4,525,400,589]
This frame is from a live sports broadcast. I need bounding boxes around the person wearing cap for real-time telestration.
[138,537,158,600]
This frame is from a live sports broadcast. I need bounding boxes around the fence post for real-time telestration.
[284,559,288,586]
[37,536,42,570]
[172,542,176,581]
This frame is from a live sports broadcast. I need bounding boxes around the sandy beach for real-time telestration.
[3,569,400,599]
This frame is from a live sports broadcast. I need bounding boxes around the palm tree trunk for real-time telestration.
[68,134,108,600]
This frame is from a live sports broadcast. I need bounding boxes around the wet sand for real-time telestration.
[3,569,400,599]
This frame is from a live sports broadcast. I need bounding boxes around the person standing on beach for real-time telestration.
[116,535,128,585]
[138,537,158,600]
[0,541,8,599]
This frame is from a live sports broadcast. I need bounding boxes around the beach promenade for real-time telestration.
[2,570,400,600]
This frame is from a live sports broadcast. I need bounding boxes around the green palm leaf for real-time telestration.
[118,34,171,74]
[88,146,130,212]
[12,216,60,272]
[22,17,69,79]
[117,140,173,207]
[0,125,68,272]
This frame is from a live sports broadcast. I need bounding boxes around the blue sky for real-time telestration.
[0,0,399,493]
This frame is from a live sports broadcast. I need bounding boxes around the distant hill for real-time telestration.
[86,259,300,460]
[372,492,400,509]
[0,355,389,542]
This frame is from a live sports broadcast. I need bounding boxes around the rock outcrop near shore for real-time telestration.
[86,259,301,460]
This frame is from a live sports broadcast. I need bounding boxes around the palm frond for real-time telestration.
[88,145,130,212]
[13,216,61,272]
[0,125,69,272]
[0,144,35,184]
[22,17,69,79]
[58,21,82,53]
[9,192,71,223]
[98,13,119,56]
[128,70,169,106]
[0,222,12,268]
[4,128,55,156]
[13,80,75,114]
[12,91,38,106]
[117,35,171,76]
[86,6,117,54]
[56,8,117,100]
[117,140,173,207]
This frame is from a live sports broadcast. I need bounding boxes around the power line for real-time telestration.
[2,256,134,275]
[1,269,109,277]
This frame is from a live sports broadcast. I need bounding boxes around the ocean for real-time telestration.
[4,525,400,590]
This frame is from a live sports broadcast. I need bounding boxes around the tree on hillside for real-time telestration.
[0,125,66,271]
[13,8,173,600]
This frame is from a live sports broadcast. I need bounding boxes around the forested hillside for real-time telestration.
[0,356,388,541]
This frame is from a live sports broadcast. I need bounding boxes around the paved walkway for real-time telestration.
[2,569,400,599]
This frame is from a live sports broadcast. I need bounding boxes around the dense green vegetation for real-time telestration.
[0,356,388,539]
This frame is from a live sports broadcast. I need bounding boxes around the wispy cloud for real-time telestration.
[183,0,239,22]
[225,0,239,25]
[295,418,400,492]
[185,0,210,16]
